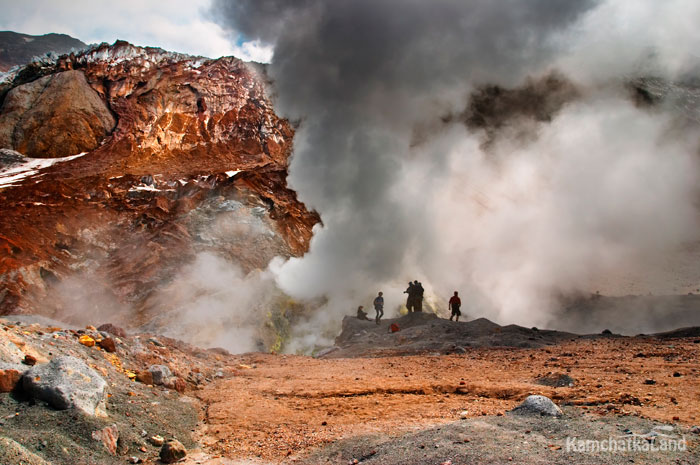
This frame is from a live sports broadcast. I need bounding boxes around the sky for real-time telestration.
[0,0,273,62]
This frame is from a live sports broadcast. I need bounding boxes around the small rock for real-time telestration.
[79,335,96,347]
[672,372,681,377]
[97,323,127,338]
[128,457,142,464]
[86,325,97,331]
[149,435,164,446]
[643,379,656,385]
[148,338,164,347]
[510,395,562,417]
[149,365,172,385]
[22,356,107,415]
[91,424,119,455]
[0,367,22,392]
[98,338,116,353]
[135,370,154,385]
[601,329,612,335]
[690,426,700,434]
[459,410,469,419]
[160,439,187,463]
[22,354,37,366]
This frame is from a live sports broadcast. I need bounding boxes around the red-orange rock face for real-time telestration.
[0,41,319,323]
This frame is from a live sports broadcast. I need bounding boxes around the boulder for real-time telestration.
[149,365,172,385]
[21,356,108,415]
[160,439,187,463]
[0,70,116,158]
[510,395,562,417]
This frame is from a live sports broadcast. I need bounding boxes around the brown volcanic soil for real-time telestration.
[195,335,700,462]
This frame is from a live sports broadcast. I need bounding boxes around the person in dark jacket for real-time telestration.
[404,282,415,312]
[373,291,384,324]
[448,291,461,321]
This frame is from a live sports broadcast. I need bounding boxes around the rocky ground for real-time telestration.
[1,313,699,464]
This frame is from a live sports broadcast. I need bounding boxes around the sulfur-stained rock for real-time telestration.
[22,356,108,415]
[79,335,96,347]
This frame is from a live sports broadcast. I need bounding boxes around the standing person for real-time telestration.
[373,291,384,324]
[404,282,415,312]
[414,281,425,312]
[449,291,461,321]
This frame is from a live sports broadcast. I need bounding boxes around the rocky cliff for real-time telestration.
[0,41,319,325]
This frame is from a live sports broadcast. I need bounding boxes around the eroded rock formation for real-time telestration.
[0,41,319,324]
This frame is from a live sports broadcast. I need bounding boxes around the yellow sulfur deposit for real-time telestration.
[78,335,96,347]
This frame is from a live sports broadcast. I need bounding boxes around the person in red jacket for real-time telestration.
[448,291,461,322]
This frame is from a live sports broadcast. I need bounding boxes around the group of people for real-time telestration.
[404,280,425,312]
[356,286,463,323]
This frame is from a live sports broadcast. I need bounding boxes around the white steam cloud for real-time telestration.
[204,0,700,339]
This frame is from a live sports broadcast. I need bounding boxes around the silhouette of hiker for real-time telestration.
[404,282,415,312]
[373,292,384,325]
[356,305,371,321]
[449,291,461,321]
[414,280,424,312]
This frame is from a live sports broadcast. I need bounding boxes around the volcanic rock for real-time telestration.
[97,337,116,353]
[164,376,186,393]
[160,439,187,463]
[0,70,116,158]
[510,395,562,417]
[91,424,119,455]
[149,365,172,385]
[22,354,37,366]
[0,41,320,323]
[135,370,154,385]
[97,323,127,338]
[21,356,108,415]
[0,365,22,392]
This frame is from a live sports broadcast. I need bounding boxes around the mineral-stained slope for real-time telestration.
[0,41,319,324]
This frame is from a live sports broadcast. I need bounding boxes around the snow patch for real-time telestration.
[0,152,88,190]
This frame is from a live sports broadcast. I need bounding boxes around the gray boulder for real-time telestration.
[510,395,562,417]
[149,365,172,385]
[21,356,107,415]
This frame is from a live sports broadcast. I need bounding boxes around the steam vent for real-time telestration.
[1,2,700,464]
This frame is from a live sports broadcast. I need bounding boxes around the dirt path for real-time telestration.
[194,337,700,462]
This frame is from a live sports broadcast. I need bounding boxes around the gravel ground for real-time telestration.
[297,408,700,465]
